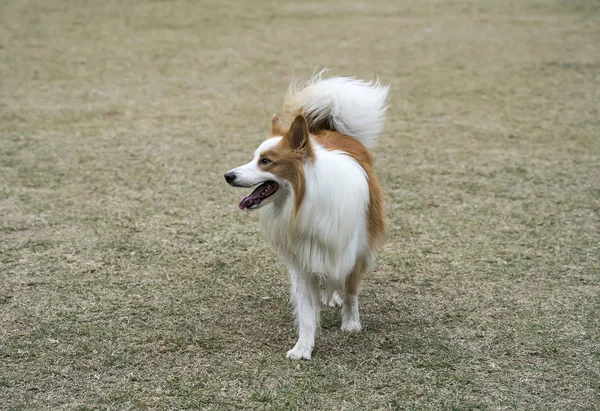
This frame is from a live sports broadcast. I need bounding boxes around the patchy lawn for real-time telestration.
[1,0,599,409]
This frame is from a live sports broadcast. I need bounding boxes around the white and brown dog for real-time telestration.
[225,71,388,359]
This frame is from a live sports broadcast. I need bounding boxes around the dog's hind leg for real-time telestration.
[341,257,366,332]
[287,269,321,360]
[321,288,343,307]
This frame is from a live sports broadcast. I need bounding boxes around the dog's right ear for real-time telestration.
[270,114,284,136]
[285,115,311,155]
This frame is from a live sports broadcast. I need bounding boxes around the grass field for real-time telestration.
[1,0,599,409]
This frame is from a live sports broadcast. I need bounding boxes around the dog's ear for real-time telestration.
[286,115,311,154]
[270,114,284,136]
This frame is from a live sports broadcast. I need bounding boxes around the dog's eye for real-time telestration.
[260,158,271,165]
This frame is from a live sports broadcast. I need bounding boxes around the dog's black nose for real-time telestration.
[224,171,236,184]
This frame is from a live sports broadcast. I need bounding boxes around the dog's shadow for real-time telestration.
[313,291,451,361]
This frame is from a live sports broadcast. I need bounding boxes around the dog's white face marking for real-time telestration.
[226,137,288,210]
[229,138,281,187]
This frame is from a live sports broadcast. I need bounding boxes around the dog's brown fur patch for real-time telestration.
[313,131,386,253]
[260,116,314,213]
[270,114,284,136]
[345,256,367,296]
[260,119,385,272]
[313,131,385,295]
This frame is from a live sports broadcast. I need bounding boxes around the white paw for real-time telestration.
[321,291,343,307]
[286,344,312,360]
[341,320,362,332]
[328,292,343,307]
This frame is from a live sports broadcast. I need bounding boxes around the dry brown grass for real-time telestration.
[1,0,599,409]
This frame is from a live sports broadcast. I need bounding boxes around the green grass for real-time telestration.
[1,0,599,409]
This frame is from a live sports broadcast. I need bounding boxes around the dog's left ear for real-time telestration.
[286,115,311,154]
[271,114,284,136]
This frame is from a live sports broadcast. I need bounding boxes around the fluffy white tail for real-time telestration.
[284,70,389,148]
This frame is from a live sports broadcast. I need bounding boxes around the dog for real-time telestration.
[225,71,389,360]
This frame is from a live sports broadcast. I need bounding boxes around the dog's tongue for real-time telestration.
[239,183,268,210]
[239,181,279,210]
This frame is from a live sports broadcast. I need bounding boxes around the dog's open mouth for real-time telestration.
[239,181,279,210]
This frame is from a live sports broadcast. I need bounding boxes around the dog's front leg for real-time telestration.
[286,269,320,360]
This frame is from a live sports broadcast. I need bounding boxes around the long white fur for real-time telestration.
[257,142,370,360]
[284,69,389,148]
[228,72,387,360]
[258,143,370,278]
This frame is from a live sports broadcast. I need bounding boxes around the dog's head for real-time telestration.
[225,114,313,211]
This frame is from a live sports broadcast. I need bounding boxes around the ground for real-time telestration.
[1,0,599,409]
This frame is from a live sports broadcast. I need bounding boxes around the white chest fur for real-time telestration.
[258,143,370,283]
